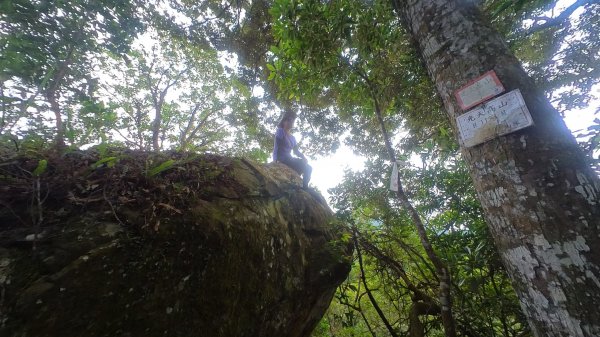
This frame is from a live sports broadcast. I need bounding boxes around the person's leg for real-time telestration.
[279,157,303,174]
[303,163,312,188]
[280,157,311,187]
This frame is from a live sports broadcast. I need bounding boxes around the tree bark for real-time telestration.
[151,99,163,152]
[44,35,78,150]
[410,301,441,337]
[46,90,65,148]
[396,0,600,336]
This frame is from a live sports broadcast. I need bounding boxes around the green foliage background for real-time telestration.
[1,0,598,336]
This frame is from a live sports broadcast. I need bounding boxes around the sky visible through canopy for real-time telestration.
[7,0,594,207]
[306,0,599,204]
[308,94,598,205]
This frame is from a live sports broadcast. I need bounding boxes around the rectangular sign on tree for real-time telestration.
[456,89,533,147]
[455,70,504,110]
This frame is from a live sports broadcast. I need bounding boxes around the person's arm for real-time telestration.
[293,146,306,160]
[292,136,307,161]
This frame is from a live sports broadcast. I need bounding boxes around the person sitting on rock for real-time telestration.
[273,114,312,188]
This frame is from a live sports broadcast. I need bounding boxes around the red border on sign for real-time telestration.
[455,70,504,111]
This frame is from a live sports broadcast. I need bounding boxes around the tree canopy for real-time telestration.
[1,0,598,336]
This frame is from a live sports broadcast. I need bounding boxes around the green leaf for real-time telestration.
[32,159,47,177]
[92,157,118,169]
[148,159,175,177]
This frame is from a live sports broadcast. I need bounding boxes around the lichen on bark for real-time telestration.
[398,0,600,335]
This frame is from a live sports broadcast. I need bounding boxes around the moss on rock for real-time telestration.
[0,149,352,337]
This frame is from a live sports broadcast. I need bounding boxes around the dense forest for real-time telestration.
[1,0,599,336]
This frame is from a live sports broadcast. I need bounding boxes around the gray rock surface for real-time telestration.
[0,151,352,337]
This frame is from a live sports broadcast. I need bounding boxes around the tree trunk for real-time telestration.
[46,90,65,148]
[151,106,161,152]
[370,87,457,337]
[410,302,441,337]
[396,0,600,336]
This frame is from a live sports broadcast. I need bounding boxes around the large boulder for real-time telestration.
[0,150,352,337]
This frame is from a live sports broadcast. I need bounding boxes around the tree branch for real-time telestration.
[353,227,400,337]
[368,76,457,337]
[525,0,591,36]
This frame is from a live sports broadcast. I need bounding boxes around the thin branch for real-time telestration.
[186,109,216,143]
[179,105,201,146]
[32,176,42,251]
[364,66,457,337]
[103,186,125,227]
[353,227,400,337]
[359,236,434,303]
[525,0,591,36]
[114,128,138,148]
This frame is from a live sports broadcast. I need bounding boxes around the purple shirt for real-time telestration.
[273,127,297,161]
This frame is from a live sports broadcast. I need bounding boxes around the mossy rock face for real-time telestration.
[0,150,352,337]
